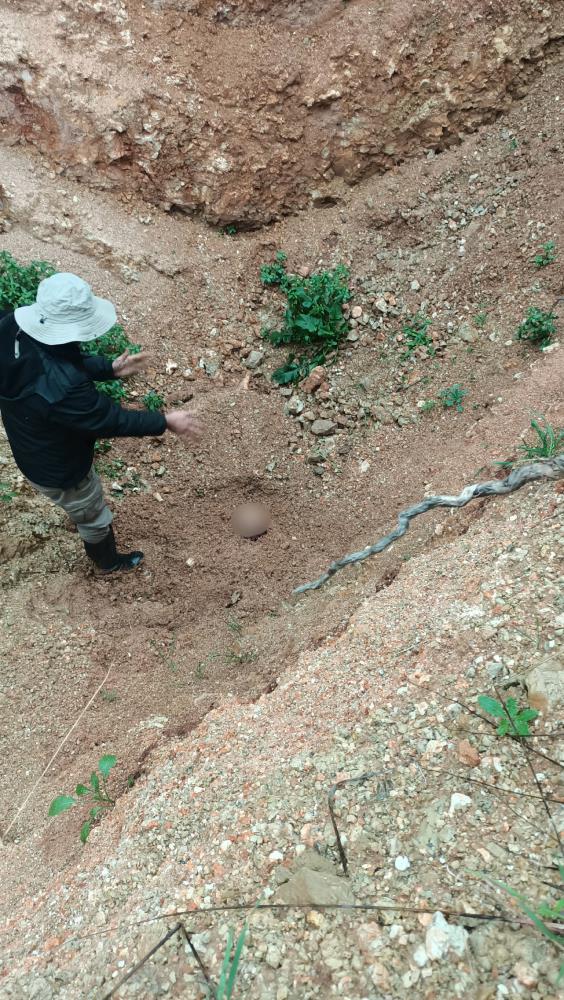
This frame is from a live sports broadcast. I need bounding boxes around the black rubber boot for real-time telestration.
[83,526,144,574]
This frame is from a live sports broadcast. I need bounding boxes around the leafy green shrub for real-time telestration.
[260,252,351,385]
[81,323,141,362]
[80,324,141,401]
[478,695,538,737]
[516,307,557,348]
[0,251,56,311]
[519,417,564,459]
[0,253,141,403]
[401,313,433,358]
[142,390,165,412]
[439,383,467,412]
[534,241,557,269]
[48,754,117,843]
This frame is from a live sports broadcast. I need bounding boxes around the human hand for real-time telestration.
[165,410,203,440]
[112,350,149,378]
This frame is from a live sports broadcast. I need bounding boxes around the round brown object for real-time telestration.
[232,502,270,539]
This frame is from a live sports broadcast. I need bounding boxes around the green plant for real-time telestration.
[473,311,488,329]
[419,399,436,413]
[81,323,141,402]
[96,457,125,478]
[221,224,238,236]
[0,482,16,503]
[478,695,538,737]
[260,252,351,385]
[48,754,117,843]
[473,868,563,980]
[216,922,249,999]
[142,390,165,412]
[439,383,467,412]
[100,689,118,703]
[227,616,243,635]
[516,307,557,348]
[533,241,557,269]
[518,417,564,459]
[94,439,112,455]
[81,323,141,362]
[0,251,56,311]
[401,313,433,358]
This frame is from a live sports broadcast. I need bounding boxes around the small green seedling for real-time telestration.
[478,695,538,737]
[519,417,564,459]
[216,922,249,1000]
[0,482,16,503]
[401,313,433,357]
[48,754,117,843]
[533,241,557,269]
[142,390,165,412]
[221,224,238,236]
[439,383,467,412]
[473,867,564,981]
[516,307,557,348]
[473,311,488,329]
[419,399,436,413]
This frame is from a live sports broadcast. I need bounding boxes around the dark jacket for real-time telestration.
[0,311,166,488]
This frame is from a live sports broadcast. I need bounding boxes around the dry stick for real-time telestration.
[1,664,111,841]
[293,456,564,594]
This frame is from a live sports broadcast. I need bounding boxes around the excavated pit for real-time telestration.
[0,1,563,995]
[0,1,562,224]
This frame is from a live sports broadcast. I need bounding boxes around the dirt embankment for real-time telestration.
[0,0,562,224]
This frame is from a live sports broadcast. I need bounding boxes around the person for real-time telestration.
[0,272,201,573]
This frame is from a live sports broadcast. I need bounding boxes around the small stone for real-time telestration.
[347,331,359,342]
[413,945,428,967]
[244,350,264,370]
[410,279,421,291]
[286,395,304,416]
[269,850,284,863]
[394,855,410,872]
[311,419,336,436]
[186,558,195,568]
[425,912,468,960]
[220,840,233,852]
[525,655,564,711]
[456,740,481,768]
[301,365,326,393]
[449,793,472,816]
[513,961,538,988]
[351,305,363,318]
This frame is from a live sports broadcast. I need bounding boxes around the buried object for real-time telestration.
[232,502,270,539]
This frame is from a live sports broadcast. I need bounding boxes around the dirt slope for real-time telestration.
[0,0,562,222]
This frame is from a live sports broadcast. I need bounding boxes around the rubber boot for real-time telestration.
[83,525,144,574]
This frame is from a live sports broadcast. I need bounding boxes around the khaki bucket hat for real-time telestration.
[14,273,117,346]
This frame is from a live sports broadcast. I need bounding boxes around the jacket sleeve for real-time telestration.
[81,355,116,381]
[48,379,167,439]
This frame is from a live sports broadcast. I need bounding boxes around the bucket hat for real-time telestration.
[14,273,117,346]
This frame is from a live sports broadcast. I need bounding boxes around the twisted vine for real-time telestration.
[293,456,564,594]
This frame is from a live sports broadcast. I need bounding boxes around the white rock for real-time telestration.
[413,944,428,967]
[269,850,284,862]
[425,912,468,960]
[394,855,411,871]
[449,792,472,816]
